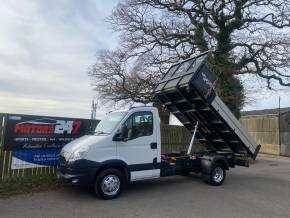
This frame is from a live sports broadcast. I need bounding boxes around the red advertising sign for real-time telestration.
[2,114,98,151]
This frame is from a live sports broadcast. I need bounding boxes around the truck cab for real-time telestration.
[58,106,163,199]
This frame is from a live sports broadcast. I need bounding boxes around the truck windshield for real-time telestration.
[94,111,127,135]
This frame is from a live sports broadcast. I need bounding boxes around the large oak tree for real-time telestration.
[89,0,290,118]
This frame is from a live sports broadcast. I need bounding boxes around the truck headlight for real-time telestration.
[68,147,89,162]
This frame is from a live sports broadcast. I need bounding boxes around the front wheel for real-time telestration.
[94,168,123,199]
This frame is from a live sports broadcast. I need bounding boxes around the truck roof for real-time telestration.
[154,52,261,159]
[111,106,157,113]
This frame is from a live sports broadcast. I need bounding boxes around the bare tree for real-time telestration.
[89,49,161,104]
[89,0,290,118]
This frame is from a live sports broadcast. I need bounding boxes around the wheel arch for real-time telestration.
[215,158,229,171]
[200,155,229,175]
[95,159,130,182]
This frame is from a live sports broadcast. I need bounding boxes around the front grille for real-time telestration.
[58,150,71,166]
[58,155,67,166]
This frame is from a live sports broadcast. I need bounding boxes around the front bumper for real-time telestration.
[57,169,81,184]
[57,166,98,186]
[57,158,101,186]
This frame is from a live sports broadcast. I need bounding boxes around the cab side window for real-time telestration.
[123,111,153,140]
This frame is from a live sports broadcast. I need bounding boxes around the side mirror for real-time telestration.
[113,125,128,141]
[113,132,122,141]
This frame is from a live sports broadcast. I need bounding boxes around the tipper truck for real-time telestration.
[57,52,261,199]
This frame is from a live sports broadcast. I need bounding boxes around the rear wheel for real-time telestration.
[94,168,123,199]
[209,163,226,186]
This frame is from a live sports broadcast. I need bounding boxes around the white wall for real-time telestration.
[169,113,183,126]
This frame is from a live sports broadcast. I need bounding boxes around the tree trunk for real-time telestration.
[153,102,170,124]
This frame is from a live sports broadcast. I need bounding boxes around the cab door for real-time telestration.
[116,110,160,181]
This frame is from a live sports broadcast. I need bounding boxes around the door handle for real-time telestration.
[150,142,157,149]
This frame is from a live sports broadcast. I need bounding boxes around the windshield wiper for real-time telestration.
[94,131,108,135]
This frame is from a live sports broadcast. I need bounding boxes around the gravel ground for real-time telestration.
[0,155,290,218]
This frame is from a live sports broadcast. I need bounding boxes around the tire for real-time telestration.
[209,163,226,186]
[94,168,123,200]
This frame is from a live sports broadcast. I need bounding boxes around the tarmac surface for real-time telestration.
[0,155,290,218]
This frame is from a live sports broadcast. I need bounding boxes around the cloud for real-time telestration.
[0,0,289,121]
[241,75,290,111]
[0,0,119,119]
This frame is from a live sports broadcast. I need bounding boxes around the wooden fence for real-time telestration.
[240,115,280,155]
[0,149,57,181]
[0,125,195,181]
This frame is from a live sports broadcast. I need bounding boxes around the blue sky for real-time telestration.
[0,0,289,119]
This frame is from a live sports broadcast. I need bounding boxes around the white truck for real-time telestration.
[57,52,261,199]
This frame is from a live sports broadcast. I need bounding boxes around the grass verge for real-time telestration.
[0,175,61,198]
